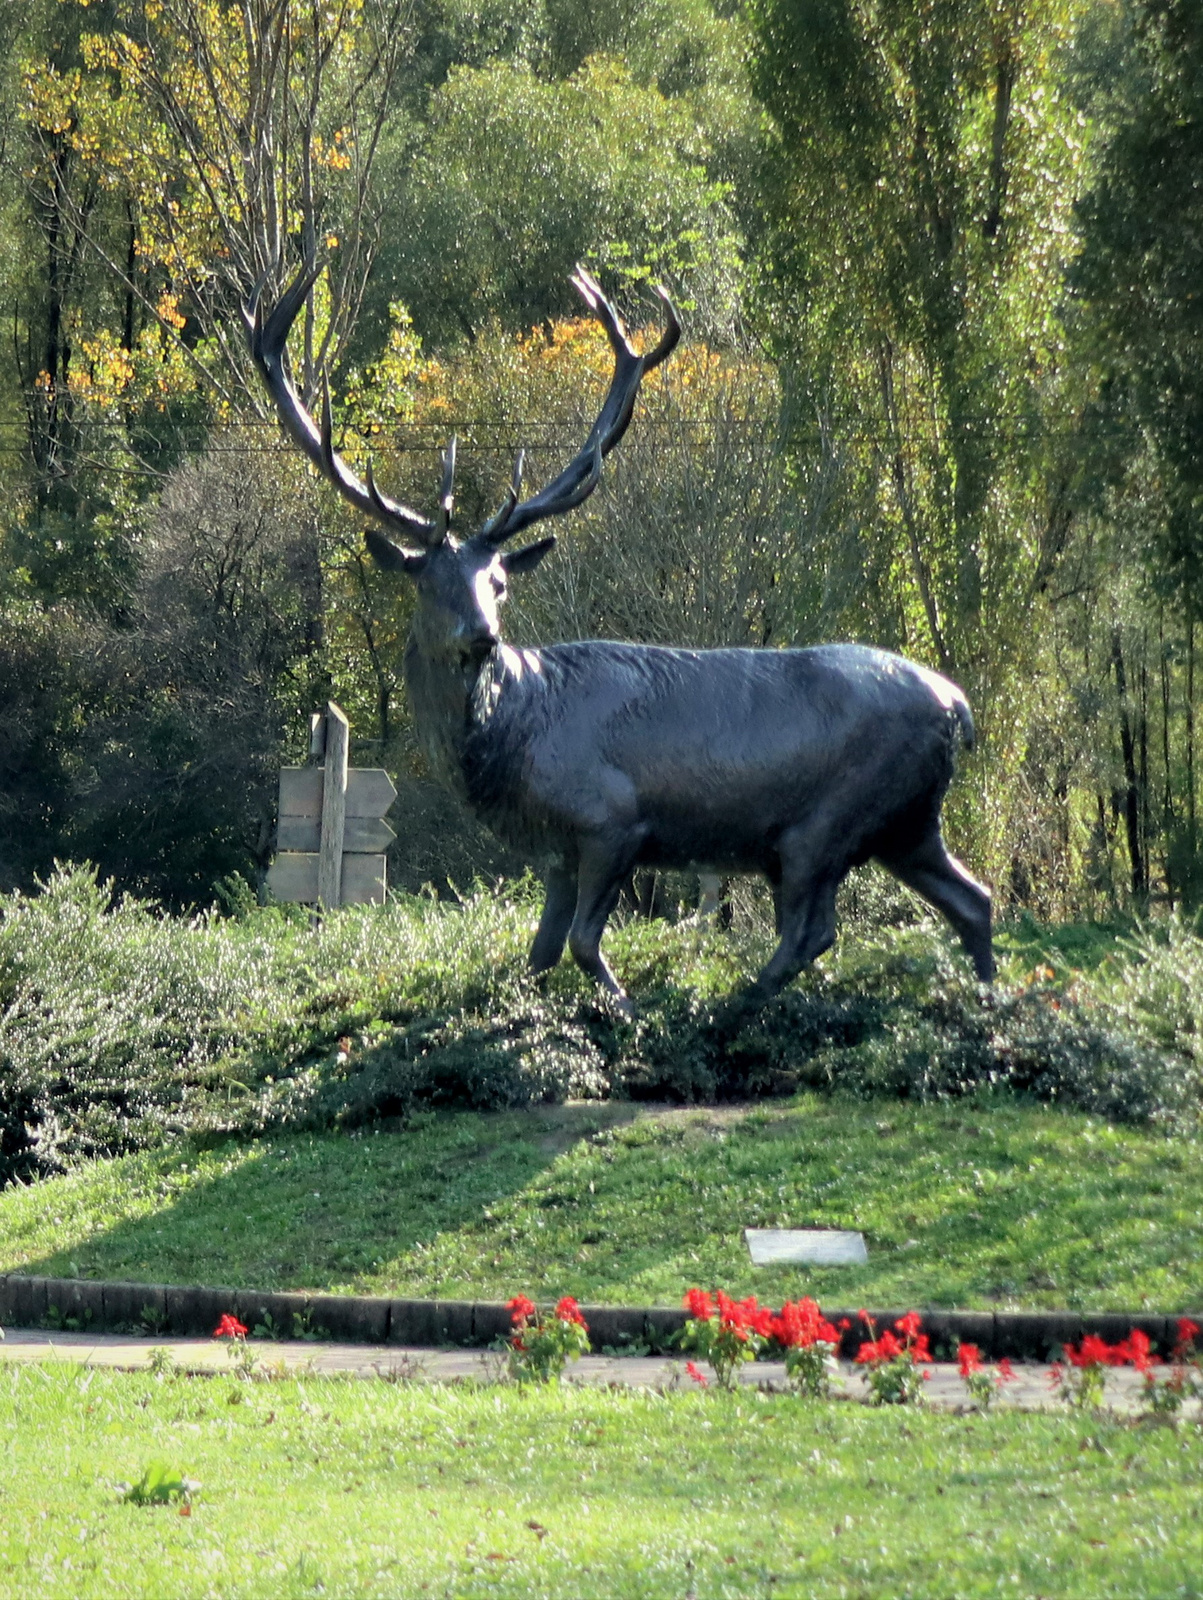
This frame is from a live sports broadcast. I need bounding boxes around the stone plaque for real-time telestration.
[744,1229,868,1266]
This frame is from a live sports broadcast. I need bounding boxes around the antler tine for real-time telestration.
[244,258,439,549]
[438,436,457,534]
[643,285,682,372]
[481,268,679,546]
[480,449,526,543]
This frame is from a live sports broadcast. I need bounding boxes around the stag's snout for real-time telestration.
[461,636,497,666]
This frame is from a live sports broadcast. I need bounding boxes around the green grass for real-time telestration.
[0,1365,1200,1598]
[4,1095,1201,1312]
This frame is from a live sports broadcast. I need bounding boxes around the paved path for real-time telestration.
[0,1326,1175,1413]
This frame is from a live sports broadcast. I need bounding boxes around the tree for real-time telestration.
[378,55,744,345]
[748,0,1091,882]
[1072,0,1203,608]
[19,0,415,417]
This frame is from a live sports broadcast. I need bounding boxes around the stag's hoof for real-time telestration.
[607,992,637,1022]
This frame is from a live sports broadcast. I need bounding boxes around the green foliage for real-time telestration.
[1071,0,1203,607]
[748,0,1091,888]
[1,866,1201,1205]
[385,55,743,344]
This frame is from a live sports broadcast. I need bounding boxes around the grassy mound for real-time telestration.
[0,865,1201,1184]
[4,1099,1200,1312]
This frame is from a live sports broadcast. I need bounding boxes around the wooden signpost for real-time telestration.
[266,703,397,908]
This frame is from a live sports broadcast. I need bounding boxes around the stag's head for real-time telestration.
[244,265,679,669]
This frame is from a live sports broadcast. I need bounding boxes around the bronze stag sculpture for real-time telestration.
[245,264,993,1013]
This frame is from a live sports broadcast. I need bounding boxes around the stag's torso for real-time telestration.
[408,638,969,870]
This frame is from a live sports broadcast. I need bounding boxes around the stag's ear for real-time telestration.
[501,535,556,576]
[365,526,426,577]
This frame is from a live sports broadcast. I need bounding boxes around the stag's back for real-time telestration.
[464,640,972,870]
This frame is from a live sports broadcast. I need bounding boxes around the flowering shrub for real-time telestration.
[1138,1319,1202,1418]
[956,1343,1015,1411]
[680,1289,775,1390]
[772,1297,846,1399]
[855,1311,932,1405]
[213,1312,256,1377]
[506,1295,591,1384]
[1046,1323,1203,1413]
[1049,1334,1129,1408]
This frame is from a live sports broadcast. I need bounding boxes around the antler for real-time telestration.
[476,266,681,547]
[243,260,441,550]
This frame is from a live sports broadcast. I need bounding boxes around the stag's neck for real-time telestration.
[403,638,537,803]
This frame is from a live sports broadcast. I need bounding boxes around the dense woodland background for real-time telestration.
[0,0,1200,920]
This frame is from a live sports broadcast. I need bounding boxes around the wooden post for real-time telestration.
[318,702,349,909]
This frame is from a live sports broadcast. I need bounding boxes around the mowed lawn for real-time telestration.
[2,1095,1200,1312]
[0,1364,1200,1600]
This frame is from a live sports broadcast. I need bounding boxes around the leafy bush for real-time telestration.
[0,865,1199,1184]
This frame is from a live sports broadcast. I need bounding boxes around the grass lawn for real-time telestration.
[0,1364,1199,1599]
[3,1095,1200,1312]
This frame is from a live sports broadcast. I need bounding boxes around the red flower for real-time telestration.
[1174,1318,1200,1358]
[773,1297,841,1350]
[1066,1335,1125,1369]
[957,1342,982,1378]
[554,1296,587,1328]
[1117,1329,1157,1372]
[507,1295,537,1327]
[896,1311,923,1343]
[1047,1361,1065,1390]
[685,1360,709,1387]
[997,1357,1015,1382]
[683,1288,714,1322]
[213,1313,248,1340]
[855,1329,903,1364]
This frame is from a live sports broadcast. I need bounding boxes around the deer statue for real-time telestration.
[245,262,993,1013]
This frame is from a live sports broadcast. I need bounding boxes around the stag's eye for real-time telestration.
[491,573,507,597]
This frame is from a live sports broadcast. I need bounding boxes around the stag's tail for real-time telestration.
[952,692,975,752]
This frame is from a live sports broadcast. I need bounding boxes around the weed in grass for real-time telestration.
[115,1460,198,1507]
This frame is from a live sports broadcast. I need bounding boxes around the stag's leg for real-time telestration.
[748,866,840,1003]
[567,839,640,1016]
[529,861,577,974]
[879,832,994,981]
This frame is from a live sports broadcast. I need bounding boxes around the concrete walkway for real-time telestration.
[0,1325,1180,1414]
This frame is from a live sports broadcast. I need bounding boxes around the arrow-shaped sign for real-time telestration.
[277,768,398,854]
[267,705,399,907]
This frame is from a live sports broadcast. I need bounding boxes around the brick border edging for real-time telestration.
[1,1274,1197,1361]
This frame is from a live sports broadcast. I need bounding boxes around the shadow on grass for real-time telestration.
[11,1102,643,1295]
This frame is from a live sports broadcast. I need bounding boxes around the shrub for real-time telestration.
[679,1289,774,1389]
[0,866,1200,1183]
[854,1312,932,1406]
[505,1295,592,1383]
